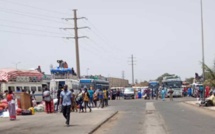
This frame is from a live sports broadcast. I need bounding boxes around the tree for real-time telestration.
[203,63,215,87]
[156,73,173,84]
[185,77,194,84]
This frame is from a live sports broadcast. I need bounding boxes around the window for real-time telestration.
[8,86,15,92]
[31,87,36,92]
[38,87,42,92]
[24,86,30,92]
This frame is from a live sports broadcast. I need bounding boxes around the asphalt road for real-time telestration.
[93,97,215,134]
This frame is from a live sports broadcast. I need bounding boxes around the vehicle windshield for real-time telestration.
[164,81,182,88]
[124,88,134,92]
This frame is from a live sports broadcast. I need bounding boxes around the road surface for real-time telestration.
[93,97,215,134]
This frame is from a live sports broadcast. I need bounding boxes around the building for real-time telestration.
[107,77,129,88]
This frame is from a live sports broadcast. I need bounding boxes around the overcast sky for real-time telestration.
[0,0,215,83]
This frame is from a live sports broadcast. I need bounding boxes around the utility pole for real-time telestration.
[61,9,89,78]
[128,55,136,85]
[200,0,206,102]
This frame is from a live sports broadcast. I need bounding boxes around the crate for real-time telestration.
[14,92,31,110]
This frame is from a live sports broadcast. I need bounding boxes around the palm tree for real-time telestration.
[203,63,215,87]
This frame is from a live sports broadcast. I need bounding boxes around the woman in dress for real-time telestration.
[7,88,16,121]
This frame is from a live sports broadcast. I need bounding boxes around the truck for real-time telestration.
[162,75,183,97]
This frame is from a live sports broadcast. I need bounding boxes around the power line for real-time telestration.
[0,29,62,38]
[0,0,71,15]
[0,6,61,19]
[0,24,71,36]
[0,18,60,29]
[0,9,70,25]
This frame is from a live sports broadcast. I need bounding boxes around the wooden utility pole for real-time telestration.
[73,9,80,78]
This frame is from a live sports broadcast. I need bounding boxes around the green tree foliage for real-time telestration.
[203,63,215,87]
[156,73,173,84]
[185,77,194,84]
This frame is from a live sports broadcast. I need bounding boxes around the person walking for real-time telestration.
[76,89,84,113]
[98,89,104,108]
[161,87,166,101]
[83,88,92,112]
[103,89,108,107]
[93,91,98,107]
[6,88,16,121]
[56,86,63,112]
[60,85,72,127]
[88,87,94,107]
[168,87,174,101]
[43,87,52,114]
[71,89,78,112]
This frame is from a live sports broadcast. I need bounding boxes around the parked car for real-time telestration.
[124,87,135,99]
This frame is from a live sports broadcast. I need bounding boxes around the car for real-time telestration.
[123,87,135,99]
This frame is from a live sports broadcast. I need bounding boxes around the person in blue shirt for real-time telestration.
[161,87,166,101]
[98,89,104,108]
[88,87,94,107]
[60,85,72,127]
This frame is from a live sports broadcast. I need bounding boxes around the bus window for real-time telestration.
[8,86,15,92]
[16,86,22,92]
[38,87,42,92]
[31,87,36,92]
[24,86,30,92]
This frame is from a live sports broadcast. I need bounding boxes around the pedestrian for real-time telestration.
[155,87,159,100]
[71,89,78,112]
[56,86,63,112]
[31,90,36,107]
[60,85,72,127]
[76,89,84,113]
[83,88,92,112]
[103,89,108,106]
[6,88,16,121]
[88,87,94,107]
[43,87,52,114]
[161,87,166,101]
[93,91,98,107]
[98,89,104,108]
[116,89,120,100]
[168,87,174,101]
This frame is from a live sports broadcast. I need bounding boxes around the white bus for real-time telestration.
[0,81,47,103]
[162,75,183,97]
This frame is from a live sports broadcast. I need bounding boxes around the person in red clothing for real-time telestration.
[7,88,16,121]
[205,86,210,98]
[43,87,52,114]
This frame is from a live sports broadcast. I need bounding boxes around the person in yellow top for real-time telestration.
[103,89,108,107]
[205,91,215,106]
[83,88,92,113]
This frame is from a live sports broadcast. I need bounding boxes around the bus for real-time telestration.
[162,75,183,97]
[80,78,109,91]
[148,80,160,97]
[0,81,47,103]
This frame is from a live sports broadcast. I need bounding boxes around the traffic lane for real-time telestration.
[154,101,215,134]
[94,99,146,134]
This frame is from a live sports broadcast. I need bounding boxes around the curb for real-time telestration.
[183,101,215,112]
[88,111,118,134]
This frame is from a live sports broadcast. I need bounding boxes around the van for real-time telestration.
[123,87,135,99]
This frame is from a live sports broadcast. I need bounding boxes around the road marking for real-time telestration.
[144,102,168,134]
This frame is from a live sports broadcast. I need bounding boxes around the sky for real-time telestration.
[0,0,215,83]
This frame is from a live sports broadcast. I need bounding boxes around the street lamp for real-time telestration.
[200,0,206,102]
